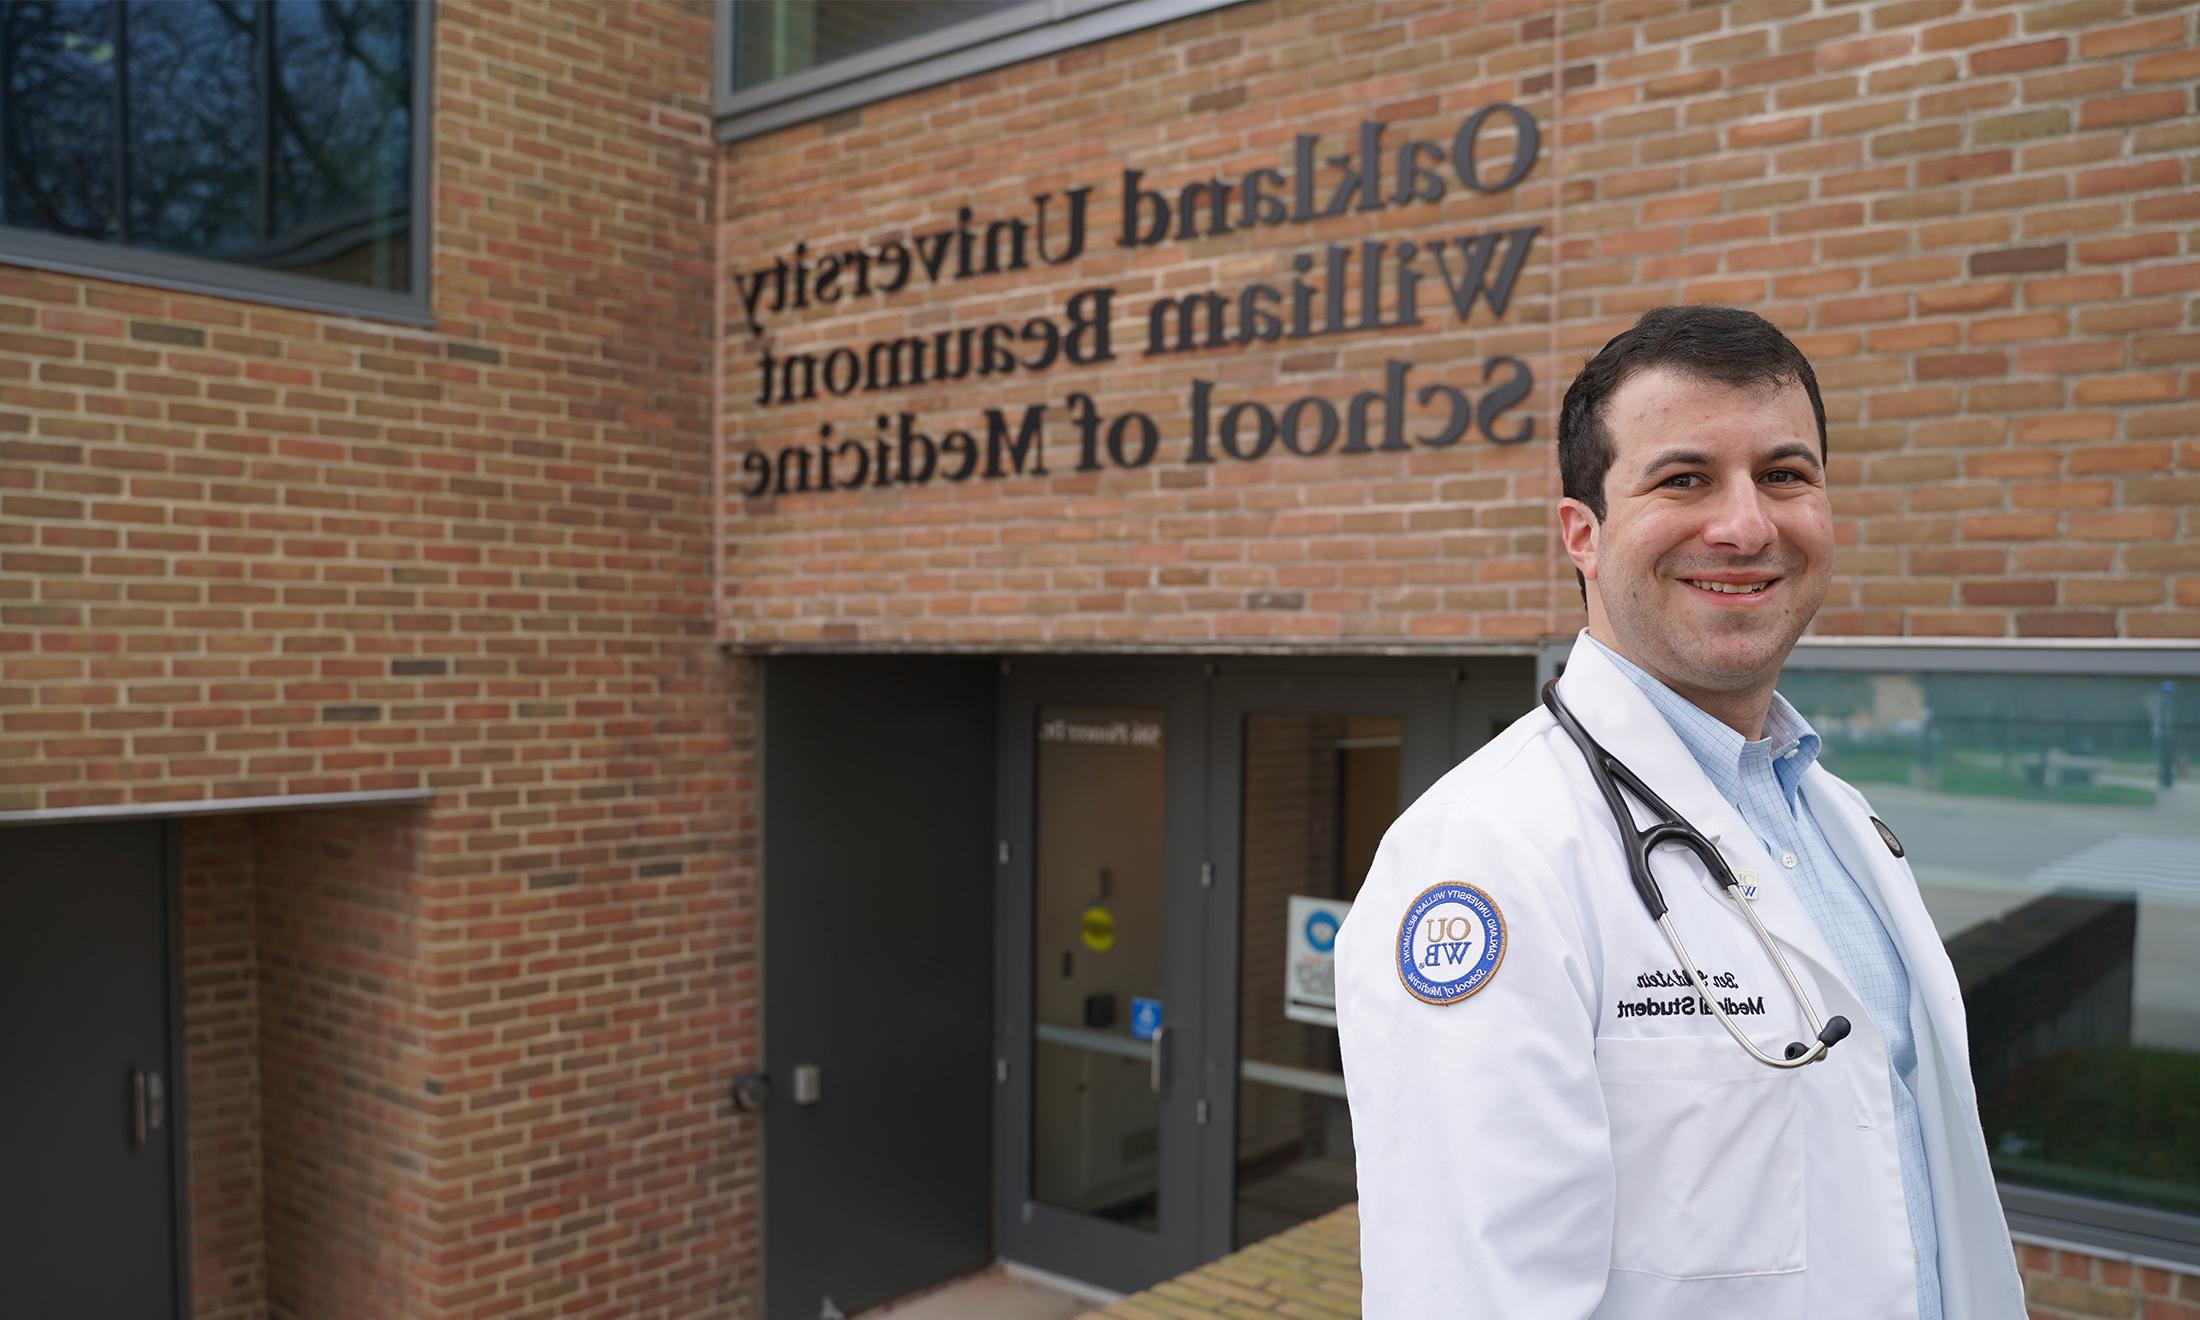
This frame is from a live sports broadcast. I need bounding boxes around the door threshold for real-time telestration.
[999,1259,1123,1306]
[853,1262,1116,1319]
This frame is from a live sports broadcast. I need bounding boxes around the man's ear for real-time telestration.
[1556,498,1600,583]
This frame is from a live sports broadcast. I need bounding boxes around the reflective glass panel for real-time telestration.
[266,0,412,288]
[1,1,119,240]
[1783,669,2200,1216]
[0,0,413,293]
[730,0,1022,89]
[124,0,256,256]
[1031,705,1167,1227]
[1235,713,1401,1246]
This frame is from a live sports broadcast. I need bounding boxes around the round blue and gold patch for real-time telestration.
[1396,882,1506,1005]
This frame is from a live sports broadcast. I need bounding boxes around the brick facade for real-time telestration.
[4,1,757,1316]
[256,806,434,1319]
[2019,1242,2200,1319]
[2,0,2196,1316]
[183,814,267,1320]
[718,0,2199,646]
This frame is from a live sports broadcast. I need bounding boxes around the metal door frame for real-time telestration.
[161,820,191,1320]
[992,654,1539,1283]
[1196,661,1456,1258]
[993,659,1211,1291]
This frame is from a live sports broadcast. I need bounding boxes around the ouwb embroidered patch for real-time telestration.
[1396,882,1506,1005]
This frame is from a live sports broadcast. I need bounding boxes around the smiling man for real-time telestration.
[1335,307,2025,1318]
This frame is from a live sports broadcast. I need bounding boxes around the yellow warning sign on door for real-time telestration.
[1080,905,1116,952]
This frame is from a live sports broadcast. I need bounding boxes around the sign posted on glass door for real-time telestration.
[1285,896,1350,1026]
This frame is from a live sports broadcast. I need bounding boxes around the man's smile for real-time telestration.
[1675,571,1784,602]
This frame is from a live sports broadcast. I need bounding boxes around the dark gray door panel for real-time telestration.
[762,656,996,1319]
[0,820,183,1319]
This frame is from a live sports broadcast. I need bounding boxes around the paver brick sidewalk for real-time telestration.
[1076,1205,2200,1319]
[1081,1206,1362,1319]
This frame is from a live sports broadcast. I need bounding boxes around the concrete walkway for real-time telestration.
[1081,1206,1360,1319]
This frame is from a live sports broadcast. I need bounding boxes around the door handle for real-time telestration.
[1149,1024,1170,1096]
[128,1068,166,1150]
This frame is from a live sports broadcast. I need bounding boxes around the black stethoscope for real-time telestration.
[1541,679,1851,1069]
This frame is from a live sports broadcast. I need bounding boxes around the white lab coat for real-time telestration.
[1335,635,2026,1318]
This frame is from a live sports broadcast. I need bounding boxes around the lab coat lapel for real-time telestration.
[1801,772,1968,1070]
[1553,639,1851,996]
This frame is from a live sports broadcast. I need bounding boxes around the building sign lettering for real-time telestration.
[736,105,1544,499]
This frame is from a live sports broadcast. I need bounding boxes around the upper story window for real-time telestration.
[730,1,1021,89]
[0,0,427,321]
[715,0,1241,144]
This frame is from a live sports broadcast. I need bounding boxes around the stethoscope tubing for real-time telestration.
[1541,679,1850,1070]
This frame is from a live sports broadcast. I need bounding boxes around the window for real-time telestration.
[0,0,427,320]
[729,1,1021,90]
[1779,656,2200,1259]
[713,0,1242,144]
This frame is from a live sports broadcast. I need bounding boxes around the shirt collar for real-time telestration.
[1579,634,1823,808]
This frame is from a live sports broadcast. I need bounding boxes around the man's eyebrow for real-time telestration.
[1760,441,1823,471]
[1637,448,1711,479]
[1637,443,1823,479]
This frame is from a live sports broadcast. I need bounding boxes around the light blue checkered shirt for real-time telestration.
[1590,637,1941,1320]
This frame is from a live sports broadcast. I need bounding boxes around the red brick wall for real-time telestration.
[716,0,2200,646]
[2021,1241,2200,1318]
[1554,0,2199,641]
[0,0,730,794]
[256,806,434,1319]
[183,814,266,1320]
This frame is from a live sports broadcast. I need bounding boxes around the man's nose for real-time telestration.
[1702,478,1776,554]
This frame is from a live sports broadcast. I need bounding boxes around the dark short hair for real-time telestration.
[1557,305,1828,523]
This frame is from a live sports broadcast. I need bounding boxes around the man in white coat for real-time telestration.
[1335,306,2026,1318]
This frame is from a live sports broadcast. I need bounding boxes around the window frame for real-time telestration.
[0,0,435,326]
[1536,634,2200,1269]
[1535,637,2200,687]
[712,0,1242,145]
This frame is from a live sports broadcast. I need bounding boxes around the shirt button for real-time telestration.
[1781,852,1799,868]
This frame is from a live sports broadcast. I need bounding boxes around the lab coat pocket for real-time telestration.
[1596,1033,1806,1279]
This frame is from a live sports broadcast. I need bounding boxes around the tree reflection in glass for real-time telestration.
[2,1,120,239]
[0,0,411,292]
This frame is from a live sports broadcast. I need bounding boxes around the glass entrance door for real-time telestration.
[996,658,1524,1286]
[1197,667,1454,1259]
[995,666,1209,1290]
